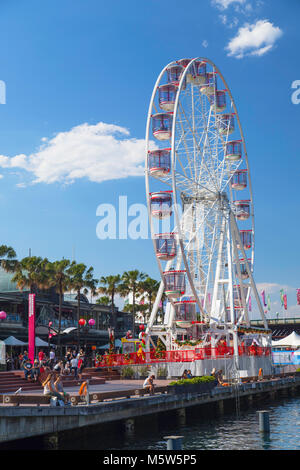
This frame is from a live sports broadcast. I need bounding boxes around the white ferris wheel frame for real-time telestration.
[145,57,268,350]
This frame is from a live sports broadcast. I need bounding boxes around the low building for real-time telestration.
[0,268,131,351]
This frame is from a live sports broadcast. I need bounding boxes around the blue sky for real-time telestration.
[0,0,299,316]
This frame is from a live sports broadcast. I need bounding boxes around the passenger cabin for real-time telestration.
[231,169,247,190]
[158,84,177,111]
[234,200,250,221]
[154,233,177,261]
[200,72,216,95]
[152,113,173,141]
[209,90,226,112]
[225,140,242,162]
[148,149,171,177]
[238,230,252,251]
[174,300,196,328]
[163,270,186,299]
[219,113,235,135]
[150,191,173,219]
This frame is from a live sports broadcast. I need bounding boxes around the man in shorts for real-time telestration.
[143,374,155,396]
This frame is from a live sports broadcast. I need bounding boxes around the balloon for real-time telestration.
[88,318,95,326]
[78,318,86,326]
[139,324,145,331]
[0,311,7,320]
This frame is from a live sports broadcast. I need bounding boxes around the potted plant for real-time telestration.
[137,365,150,379]
[121,366,135,379]
[167,376,218,395]
[157,367,168,380]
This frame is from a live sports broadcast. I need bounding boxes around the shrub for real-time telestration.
[157,367,167,377]
[137,365,150,377]
[121,366,135,378]
[168,376,216,386]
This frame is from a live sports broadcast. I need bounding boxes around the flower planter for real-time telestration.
[168,380,218,395]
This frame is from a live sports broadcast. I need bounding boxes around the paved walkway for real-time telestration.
[5,379,172,396]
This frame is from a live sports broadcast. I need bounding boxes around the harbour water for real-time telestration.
[4,395,300,451]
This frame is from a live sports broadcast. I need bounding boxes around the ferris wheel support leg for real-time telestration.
[229,213,250,327]
[146,280,165,334]
[230,213,268,330]
[211,216,226,323]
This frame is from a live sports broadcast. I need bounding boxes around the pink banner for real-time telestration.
[261,290,267,307]
[28,294,36,363]
[297,289,300,306]
[283,294,287,311]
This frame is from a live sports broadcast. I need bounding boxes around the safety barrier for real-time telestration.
[95,347,271,368]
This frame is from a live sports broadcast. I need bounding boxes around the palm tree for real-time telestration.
[98,275,122,330]
[0,245,18,273]
[11,256,47,293]
[120,270,147,334]
[45,259,72,355]
[68,261,97,348]
[96,296,111,305]
[140,277,160,323]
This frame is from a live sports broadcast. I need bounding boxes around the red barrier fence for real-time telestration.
[95,346,271,368]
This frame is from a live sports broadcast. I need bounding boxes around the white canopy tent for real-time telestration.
[272,331,300,348]
[0,340,5,365]
[3,336,27,346]
[99,339,122,349]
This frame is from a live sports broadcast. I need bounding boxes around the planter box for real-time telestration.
[168,380,218,395]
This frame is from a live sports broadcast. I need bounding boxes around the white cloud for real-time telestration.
[0,122,153,185]
[212,0,246,9]
[226,19,283,58]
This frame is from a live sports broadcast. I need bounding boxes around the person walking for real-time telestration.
[70,355,78,379]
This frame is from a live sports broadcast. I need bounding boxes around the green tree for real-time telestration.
[140,277,160,322]
[68,262,97,348]
[0,245,18,273]
[120,270,147,333]
[45,259,72,355]
[98,275,122,330]
[11,256,48,293]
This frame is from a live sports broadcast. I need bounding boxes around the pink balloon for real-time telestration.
[0,311,7,320]
[88,318,95,326]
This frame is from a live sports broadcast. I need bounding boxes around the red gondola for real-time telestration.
[158,84,177,111]
[231,169,247,190]
[200,72,216,95]
[237,230,252,251]
[148,149,171,177]
[154,233,177,261]
[225,140,242,161]
[234,200,250,220]
[152,113,173,141]
[163,270,186,298]
[209,90,226,112]
[174,300,196,328]
[218,113,235,135]
[150,191,173,219]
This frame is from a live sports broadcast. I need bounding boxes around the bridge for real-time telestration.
[251,317,300,339]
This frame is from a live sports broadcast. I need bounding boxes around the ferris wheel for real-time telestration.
[145,57,268,351]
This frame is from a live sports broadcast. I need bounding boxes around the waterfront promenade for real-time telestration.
[1,371,300,445]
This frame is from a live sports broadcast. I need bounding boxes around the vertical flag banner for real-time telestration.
[267,294,271,311]
[280,289,284,307]
[283,294,287,311]
[261,290,267,307]
[248,295,252,312]
[297,289,300,306]
[28,293,36,363]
